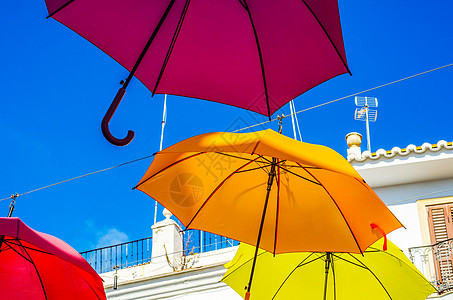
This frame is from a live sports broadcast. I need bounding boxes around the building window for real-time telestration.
[427,203,453,243]
[424,200,453,289]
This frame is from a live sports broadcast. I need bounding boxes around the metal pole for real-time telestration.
[154,94,168,225]
[365,105,371,152]
[289,101,297,140]
[292,101,303,142]
[200,230,204,253]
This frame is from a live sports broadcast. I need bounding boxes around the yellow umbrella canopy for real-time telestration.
[222,239,436,300]
[135,129,402,254]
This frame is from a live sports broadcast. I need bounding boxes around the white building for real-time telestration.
[82,133,453,299]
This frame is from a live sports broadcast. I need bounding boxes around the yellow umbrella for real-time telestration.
[135,129,403,297]
[222,239,436,300]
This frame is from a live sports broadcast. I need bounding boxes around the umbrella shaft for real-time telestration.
[123,0,176,89]
[247,158,278,294]
[323,253,332,300]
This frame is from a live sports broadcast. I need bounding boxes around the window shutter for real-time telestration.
[427,203,453,287]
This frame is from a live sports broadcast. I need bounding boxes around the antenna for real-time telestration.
[354,97,378,152]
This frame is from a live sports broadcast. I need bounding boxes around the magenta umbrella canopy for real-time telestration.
[45,0,350,145]
[0,217,106,300]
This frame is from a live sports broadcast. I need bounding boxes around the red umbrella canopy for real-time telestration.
[45,0,350,145]
[0,217,106,300]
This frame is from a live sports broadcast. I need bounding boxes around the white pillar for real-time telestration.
[346,132,363,160]
[151,209,183,268]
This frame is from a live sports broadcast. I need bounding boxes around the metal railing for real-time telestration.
[184,229,239,255]
[80,231,238,274]
[409,238,453,294]
[80,237,152,274]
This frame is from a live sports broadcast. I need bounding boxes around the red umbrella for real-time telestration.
[0,217,106,300]
[44,0,351,145]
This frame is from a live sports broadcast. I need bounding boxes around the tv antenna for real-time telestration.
[354,96,378,152]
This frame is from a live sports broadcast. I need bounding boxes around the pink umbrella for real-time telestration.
[45,0,350,145]
[0,217,106,299]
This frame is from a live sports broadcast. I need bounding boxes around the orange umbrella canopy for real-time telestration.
[135,129,403,254]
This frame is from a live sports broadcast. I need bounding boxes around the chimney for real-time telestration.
[345,132,362,160]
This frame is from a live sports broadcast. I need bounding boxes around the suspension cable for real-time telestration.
[233,62,453,133]
[0,154,155,202]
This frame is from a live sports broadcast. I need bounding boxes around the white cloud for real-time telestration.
[96,228,129,248]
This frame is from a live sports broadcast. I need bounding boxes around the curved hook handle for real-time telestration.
[101,87,135,146]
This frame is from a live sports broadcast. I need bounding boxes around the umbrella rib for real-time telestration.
[3,240,53,256]
[185,155,264,229]
[134,152,203,189]
[3,240,34,264]
[242,0,271,119]
[296,253,326,268]
[46,0,74,18]
[17,239,49,300]
[277,165,321,185]
[235,165,272,174]
[152,0,191,96]
[214,153,276,175]
[237,0,247,9]
[215,152,263,162]
[332,254,367,269]
[250,140,261,155]
[271,253,325,299]
[298,163,363,254]
[221,251,267,281]
[299,0,351,75]
[344,253,394,300]
[80,276,103,300]
[0,235,5,252]
[277,163,320,170]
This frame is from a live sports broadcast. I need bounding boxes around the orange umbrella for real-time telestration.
[135,129,403,299]
[135,129,402,254]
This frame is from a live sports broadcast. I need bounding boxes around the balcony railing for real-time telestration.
[184,229,239,255]
[80,230,238,274]
[409,238,453,294]
[80,237,153,274]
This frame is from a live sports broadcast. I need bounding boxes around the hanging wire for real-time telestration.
[386,187,453,205]
[232,62,453,133]
[0,154,155,203]
[1,62,452,202]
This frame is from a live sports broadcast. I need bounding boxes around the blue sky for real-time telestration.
[1,1,452,251]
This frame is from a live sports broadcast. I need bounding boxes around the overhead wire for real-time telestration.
[232,62,453,133]
[0,154,155,203]
[386,187,453,205]
[1,62,452,202]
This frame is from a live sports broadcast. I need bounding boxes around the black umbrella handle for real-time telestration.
[101,87,135,146]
